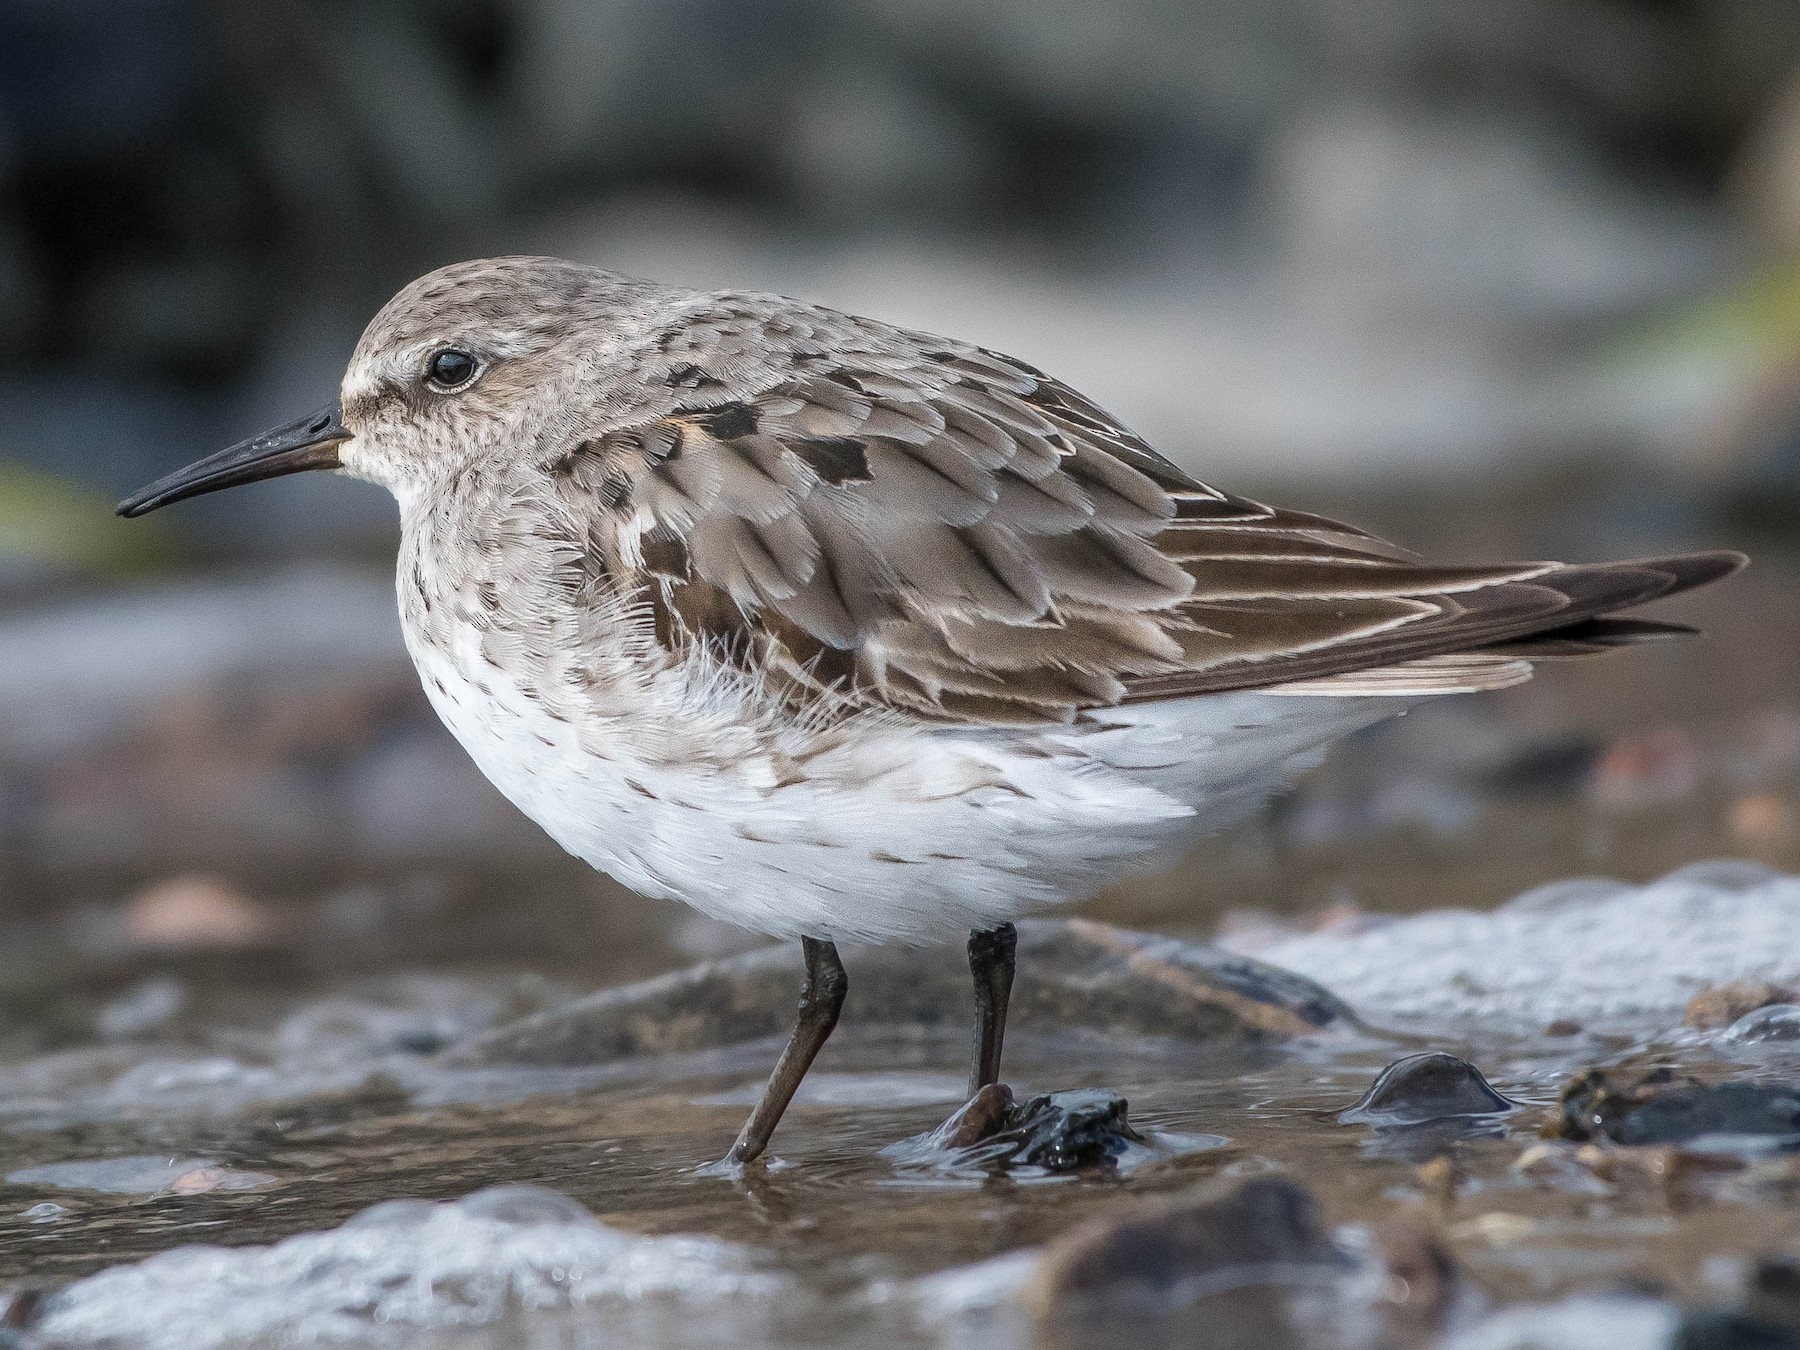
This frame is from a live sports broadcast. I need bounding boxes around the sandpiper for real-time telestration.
[120,256,1744,1165]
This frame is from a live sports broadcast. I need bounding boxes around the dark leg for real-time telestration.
[967,922,1018,1097]
[724,937,848,1165]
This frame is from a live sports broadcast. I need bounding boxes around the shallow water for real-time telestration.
[5,866,1800,1347]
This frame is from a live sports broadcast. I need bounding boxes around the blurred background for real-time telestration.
[3,0,1800,988]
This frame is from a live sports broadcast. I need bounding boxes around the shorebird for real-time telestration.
[120,256,1744,1165]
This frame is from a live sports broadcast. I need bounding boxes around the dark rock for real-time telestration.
[1551,1068,1800,1145]
[1673,1310,1800,1350]
[1035,1174,1344,1297]
[1747,1257,1800,1327]
[1482,737,1601,798]
[905,1084,1145,1172]
[1675,1258,1800,1349]
[445,918,1356,1067]
[1029,1175,1349,1350]
[1674,1256,1800,1349]
[1688,982,1800,1032]
[1340,1053,1517,1126]
[1008,1090,1145,1170]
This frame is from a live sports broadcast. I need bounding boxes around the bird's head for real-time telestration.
[117,256,651,518]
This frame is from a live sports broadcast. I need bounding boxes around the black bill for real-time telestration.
[116,402,351,518]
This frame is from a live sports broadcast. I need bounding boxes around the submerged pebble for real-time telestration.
[1340,1052,1517,1126]
[6,1156,276,1196]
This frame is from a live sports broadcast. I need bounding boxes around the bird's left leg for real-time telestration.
[723,936,847,1166]
[967,922,1018,1097]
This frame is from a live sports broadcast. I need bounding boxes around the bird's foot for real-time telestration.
[694,1151,792,1180]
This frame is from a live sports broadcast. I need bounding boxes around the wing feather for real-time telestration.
[547,324,1745,724]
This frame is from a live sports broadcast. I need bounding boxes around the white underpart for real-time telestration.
[406,613,1408,944]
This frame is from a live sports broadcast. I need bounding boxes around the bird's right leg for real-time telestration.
[722,936,847,1166]
[967,922,1018,1097]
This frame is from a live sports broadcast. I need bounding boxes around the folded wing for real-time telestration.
[549,329,1744,723]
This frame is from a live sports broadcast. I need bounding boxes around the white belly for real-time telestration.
[405,628,1400,944]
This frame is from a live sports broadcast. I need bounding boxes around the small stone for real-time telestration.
[1453,1211,1541,1245]
[121,876,277,952]
[456,1184,601,1227]
[1340,1052,1517,1126]
[1512,1142,1563,1176]
[1414,1156,1458,1208]
[1687,981,1800,1032]
[1007,1090,1144,1171]
[1544,1019,1584,1037]
[1029,1174,1347,1314]
[1729,794,1795,847]
[166,1166,278,1196]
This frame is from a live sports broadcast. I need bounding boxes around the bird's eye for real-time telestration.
[425,348,480,391]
